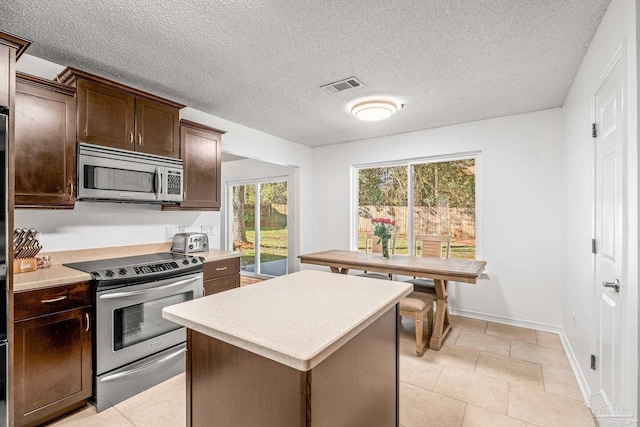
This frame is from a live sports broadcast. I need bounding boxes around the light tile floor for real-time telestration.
[50,315,598,427]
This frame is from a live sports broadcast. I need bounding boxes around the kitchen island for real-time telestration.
[163,269,412,427]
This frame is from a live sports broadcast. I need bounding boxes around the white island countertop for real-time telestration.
[163,269,412,371]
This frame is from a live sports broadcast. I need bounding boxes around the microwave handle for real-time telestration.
[155,167,162,200]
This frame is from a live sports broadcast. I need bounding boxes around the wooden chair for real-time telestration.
[405,234,452,294]
[399,292,435,356]
[358,232,397,280]
[364,232,397,254]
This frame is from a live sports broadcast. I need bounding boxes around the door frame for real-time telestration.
[226,176,291,279]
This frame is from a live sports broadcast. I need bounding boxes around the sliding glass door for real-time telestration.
[229,179,288,277]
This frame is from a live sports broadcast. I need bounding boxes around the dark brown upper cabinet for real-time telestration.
[15,73,76,208]
[164,120,226,211]
[57,67,183,159]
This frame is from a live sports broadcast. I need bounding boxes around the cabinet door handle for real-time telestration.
[129,131,134,145]
[138,133,143,146]
[215,266,228,271]
[85,313,90,332]
[41,295,67,304]
[69,180,74,196]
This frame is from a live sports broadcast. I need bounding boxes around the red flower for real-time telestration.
[371,217,395,240]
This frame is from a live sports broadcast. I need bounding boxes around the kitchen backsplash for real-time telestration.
[14,201,220,252]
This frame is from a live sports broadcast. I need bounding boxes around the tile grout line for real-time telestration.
[459,402,468,427]
[114,405,137,426]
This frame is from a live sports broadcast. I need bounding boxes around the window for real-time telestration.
[356,156,476,259]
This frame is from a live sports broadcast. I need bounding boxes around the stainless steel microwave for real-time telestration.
[77,143,183,203]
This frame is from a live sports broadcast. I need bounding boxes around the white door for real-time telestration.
[592,51,625,414]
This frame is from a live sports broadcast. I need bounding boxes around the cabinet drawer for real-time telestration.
[15,282,91,321]
[203,257,240,281]
[204,275,240,296]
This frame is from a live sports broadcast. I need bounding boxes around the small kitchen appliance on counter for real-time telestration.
[171,232,208,254]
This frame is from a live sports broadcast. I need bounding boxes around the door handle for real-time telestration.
[138,133,143,146]
[129,131,134,145]
[85,312,90,332]
[602,279,620,293]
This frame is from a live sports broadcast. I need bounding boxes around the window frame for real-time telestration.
[351,151,482,258]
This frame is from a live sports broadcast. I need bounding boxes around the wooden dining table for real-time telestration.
[299,250,487,350]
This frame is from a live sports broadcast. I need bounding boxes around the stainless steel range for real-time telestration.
[65,252,204,412]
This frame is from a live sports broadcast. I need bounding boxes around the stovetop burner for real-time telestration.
[64,252,205,289]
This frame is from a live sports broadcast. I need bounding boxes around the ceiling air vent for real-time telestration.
[321,77,363,94]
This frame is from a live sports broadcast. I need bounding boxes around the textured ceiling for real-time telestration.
[1,0,610,147]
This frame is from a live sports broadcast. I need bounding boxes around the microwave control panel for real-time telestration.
[166,169,182,195]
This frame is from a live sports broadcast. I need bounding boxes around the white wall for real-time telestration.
[223,158,294,182]
[561,0,638,415]
[311,108,565,328]
[15,202,219,250]
[14,55,313,258]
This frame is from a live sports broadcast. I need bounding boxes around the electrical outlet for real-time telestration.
[178,226,186,233]
[201,225,215,235]
[165,226,176,239]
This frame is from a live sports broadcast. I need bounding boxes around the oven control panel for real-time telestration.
[133,262,179,275]
[92,256,205,282]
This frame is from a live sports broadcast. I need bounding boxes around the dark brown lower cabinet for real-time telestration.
[204,275,240,296]
[186,307,398,426]
[203,257,241,296]
[14,284,92,427]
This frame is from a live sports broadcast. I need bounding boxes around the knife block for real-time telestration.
[13,258,37,274]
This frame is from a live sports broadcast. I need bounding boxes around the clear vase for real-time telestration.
[381,237,390,259]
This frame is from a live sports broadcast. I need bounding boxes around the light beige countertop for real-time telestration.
[189,249,242,263]
[14,242,242,292]
[162,270,412,371]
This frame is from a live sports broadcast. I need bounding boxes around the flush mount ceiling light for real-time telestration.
[351,99,398,121]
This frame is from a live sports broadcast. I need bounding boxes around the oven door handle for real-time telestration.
[99,276,201,299]
[99,346,186,383]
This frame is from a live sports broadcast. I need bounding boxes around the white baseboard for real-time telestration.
[558,329,591,402]
[448,307,562,334]
[449,307,592,404]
